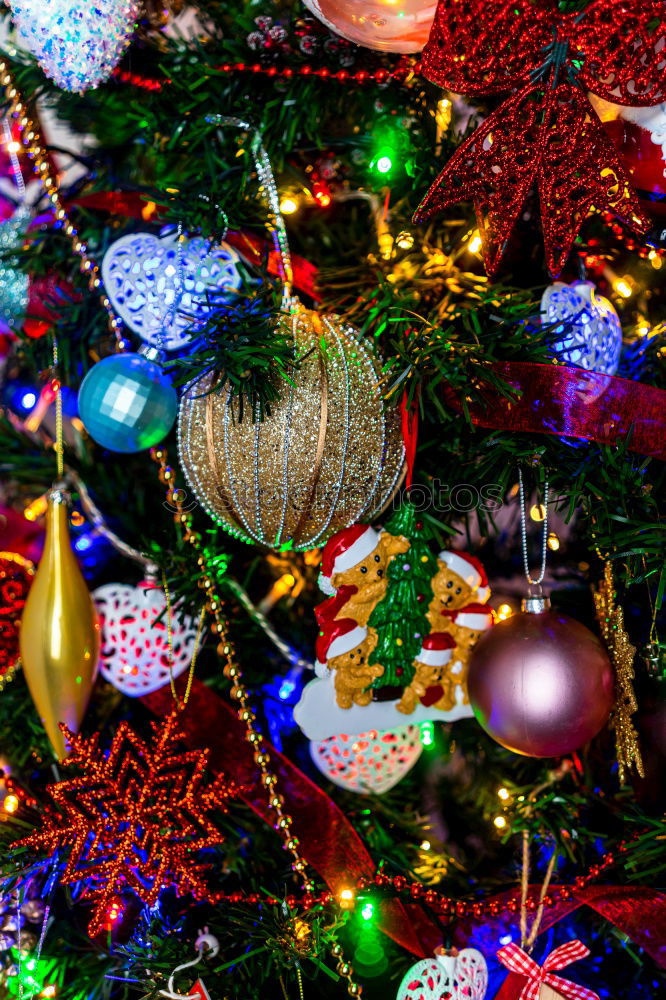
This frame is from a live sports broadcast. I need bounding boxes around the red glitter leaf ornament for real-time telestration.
[17,710,235,935]
[416,0,666,275]
[421,0,555,94]
[540,85,649,276]
[573,0,666,106]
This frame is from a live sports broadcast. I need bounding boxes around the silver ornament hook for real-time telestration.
[158,929,220,1000]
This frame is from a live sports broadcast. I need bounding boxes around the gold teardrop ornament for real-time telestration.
[19,490,100,759]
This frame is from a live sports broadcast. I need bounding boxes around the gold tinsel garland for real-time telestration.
[594,562,644,783]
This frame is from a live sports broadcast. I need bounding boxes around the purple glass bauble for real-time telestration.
[467,609,614,757]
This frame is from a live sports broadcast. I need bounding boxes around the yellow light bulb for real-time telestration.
[530,504,546,522]
[339,888,356,909]
[435,96,452,131]
[497,787,510,801]
[614,278,633,299]
[496,603,513,621]
[378,230,395,261]
[3,793,19,814]
[494,815,507,829]
[547,532,560,551]
[396,230,415,250]
[420,840,431,851]
[279,196,298,215]
[468,230,483,255]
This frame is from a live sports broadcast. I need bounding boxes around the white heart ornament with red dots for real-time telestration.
[310,724,422,794]
[396,949,488,1000]
[94,581,197,697]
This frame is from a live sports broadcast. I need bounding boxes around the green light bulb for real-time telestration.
[420,721,435,746]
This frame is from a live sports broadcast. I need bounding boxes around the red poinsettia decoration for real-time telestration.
[415,0,666,276]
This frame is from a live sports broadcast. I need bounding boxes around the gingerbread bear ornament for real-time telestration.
[427,550,490,631]
[318,524,409,626]
[397,632,457,714]
[315,618,383,710]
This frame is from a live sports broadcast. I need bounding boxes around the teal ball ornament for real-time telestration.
[78,353,177,453]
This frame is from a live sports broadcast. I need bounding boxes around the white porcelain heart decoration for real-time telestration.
[9,0,140,94]
[397,949,488,1000]
[310,725,423,794]
[101,231,242,351]
[541,280,622,376]
[93,580,198,697]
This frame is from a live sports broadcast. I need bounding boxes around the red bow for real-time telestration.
[497,940,599,1000]
[415,0,666,276]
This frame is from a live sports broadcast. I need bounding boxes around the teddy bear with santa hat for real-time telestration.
[427,550,490,631]
[317,523,409,627]
[314,617,384,710]
[396,632,457,714]
[440,604,495,669]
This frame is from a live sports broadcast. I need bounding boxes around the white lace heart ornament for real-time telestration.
[310,725,422,794]
[8,0,140,94]
[541,280,622,376]
[397,949,488,1000]
[93,580,197,697]
[101,231,242,351]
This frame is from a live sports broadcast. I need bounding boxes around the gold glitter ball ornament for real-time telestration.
[178,308,405,550]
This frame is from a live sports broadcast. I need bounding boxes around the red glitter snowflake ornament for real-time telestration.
[415,0,666,276]
[18,710,235,935]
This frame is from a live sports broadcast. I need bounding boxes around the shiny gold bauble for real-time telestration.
[19,491,100,759]
[178,308,405,550]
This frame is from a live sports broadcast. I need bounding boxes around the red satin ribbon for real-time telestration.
[455,885,666,972]
[143,679,666,964]
[400,389,419,490]
[142,676,437,957]
[444,362,666,461]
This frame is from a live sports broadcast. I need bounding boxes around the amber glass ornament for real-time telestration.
[178,307,405,550]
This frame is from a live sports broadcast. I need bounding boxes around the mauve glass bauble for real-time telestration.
[303,1,437,54]
[467,609,614,757]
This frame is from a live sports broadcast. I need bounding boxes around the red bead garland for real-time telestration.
[111,59,419,92]
[207,833,637,917]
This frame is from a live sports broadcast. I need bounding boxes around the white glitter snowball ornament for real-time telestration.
[8,0,140,94]
[101,231,242,352]
[541,280,622,376]
[310,725,422,794]
[397,948,488,1000]
[94,580,198,697]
